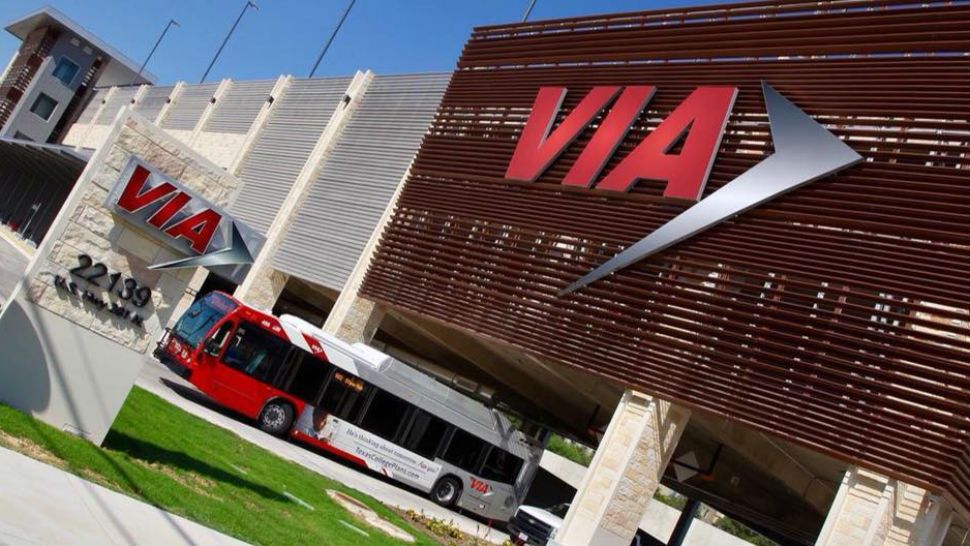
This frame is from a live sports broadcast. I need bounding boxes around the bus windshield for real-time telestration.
[171,293,238,348]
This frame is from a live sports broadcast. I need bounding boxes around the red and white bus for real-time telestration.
[156,291,542,521]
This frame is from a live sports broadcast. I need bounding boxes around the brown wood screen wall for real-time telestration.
[360,0,970,514]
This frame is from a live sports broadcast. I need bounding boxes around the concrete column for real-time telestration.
[153,81,185,126]
[319,158,412,343]
[233,71,374,309]
[188,78,232,145]
[226,75,291,176]
[234,268,289,311]
[551,390,691,546]
[327,297,385,344]
[815,466,953,546]
[69,86,116,150]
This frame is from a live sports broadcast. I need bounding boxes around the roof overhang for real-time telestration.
[4,6,156,85]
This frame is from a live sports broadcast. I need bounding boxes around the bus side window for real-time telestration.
[281,352,330,403]
[401,409,448,459]
[359,389,411,442]
[318,370,369,422]
[442,428,488,474]
[480,447,524,484]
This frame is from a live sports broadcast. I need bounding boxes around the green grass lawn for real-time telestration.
[0,386,447,546]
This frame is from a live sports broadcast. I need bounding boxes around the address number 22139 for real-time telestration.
[68,254,152,308]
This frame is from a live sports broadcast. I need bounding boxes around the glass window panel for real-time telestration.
[52,58,80,85]
[30,93,58,121]
[360,390,410,441]
[480,448,524,484]
[442,429,487,473]
[402,410,448,459]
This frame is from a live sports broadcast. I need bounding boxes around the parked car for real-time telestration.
[509,503,657,546]
[508,503,569,545]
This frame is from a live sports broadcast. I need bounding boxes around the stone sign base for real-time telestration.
[0,297,144,443]
[0,109,243,444]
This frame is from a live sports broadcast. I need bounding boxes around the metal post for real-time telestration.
[308,0,356,78]
[18,202,40,239]
[201,1,258,84]
[522,0,538,22]
[132,19,179,86]
[667,498,701,546]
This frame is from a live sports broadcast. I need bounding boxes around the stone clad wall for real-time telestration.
[189,131,248,170]
[24,111,239,354]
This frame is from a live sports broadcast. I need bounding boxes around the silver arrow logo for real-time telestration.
[560,82,863,296]
[149,221,256,270]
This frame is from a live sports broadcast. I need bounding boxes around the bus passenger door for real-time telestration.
[212,324,288,419]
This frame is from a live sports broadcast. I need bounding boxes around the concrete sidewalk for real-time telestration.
[0,229,31,308]
[0,446,250,546]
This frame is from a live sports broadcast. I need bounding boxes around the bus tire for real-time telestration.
[258,400,294,437]
[431,476,462,507]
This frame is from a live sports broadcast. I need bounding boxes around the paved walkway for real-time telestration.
[0,229,31,308]
[0,446,250,546]
[137,360,507,544]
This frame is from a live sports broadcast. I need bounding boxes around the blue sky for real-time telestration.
[0,0,713,84]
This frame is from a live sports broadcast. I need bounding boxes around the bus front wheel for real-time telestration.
[258,401,294,437]
[431,476,462,507]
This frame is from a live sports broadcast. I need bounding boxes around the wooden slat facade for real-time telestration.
[361,0,970,515]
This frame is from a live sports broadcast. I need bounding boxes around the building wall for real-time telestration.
[192,131,247,170]
[130,85,173,123]
[158,81,219,144]
[62,85,142,149]
[272,73,449,291]
[2,31,98,142]
[228,76,352,233]
[191,78,277,169]
[359,0,970,516]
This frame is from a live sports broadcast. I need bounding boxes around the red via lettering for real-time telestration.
[116,164,223,254]
[506,86,738,200]
[469,478,490,494]
[117,165,177,213]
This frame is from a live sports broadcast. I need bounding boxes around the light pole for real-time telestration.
[200,0,258,84]
[308,0,356,78]
[132,18,179,86]
[522,0,538,22]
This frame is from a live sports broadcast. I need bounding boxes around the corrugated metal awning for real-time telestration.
[0,138,87,244]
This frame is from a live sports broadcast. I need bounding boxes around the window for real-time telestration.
[402,410,448,459]
[442,429,487,473]
[30,93,58,121]
[222,325,289,383]
[318,370,369,422]
[280,351,330,403]
[52,57,80,86]
[360,390,411,441]
[206,322,234,354]
[171,294,235,347]
[480,447,524,484]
